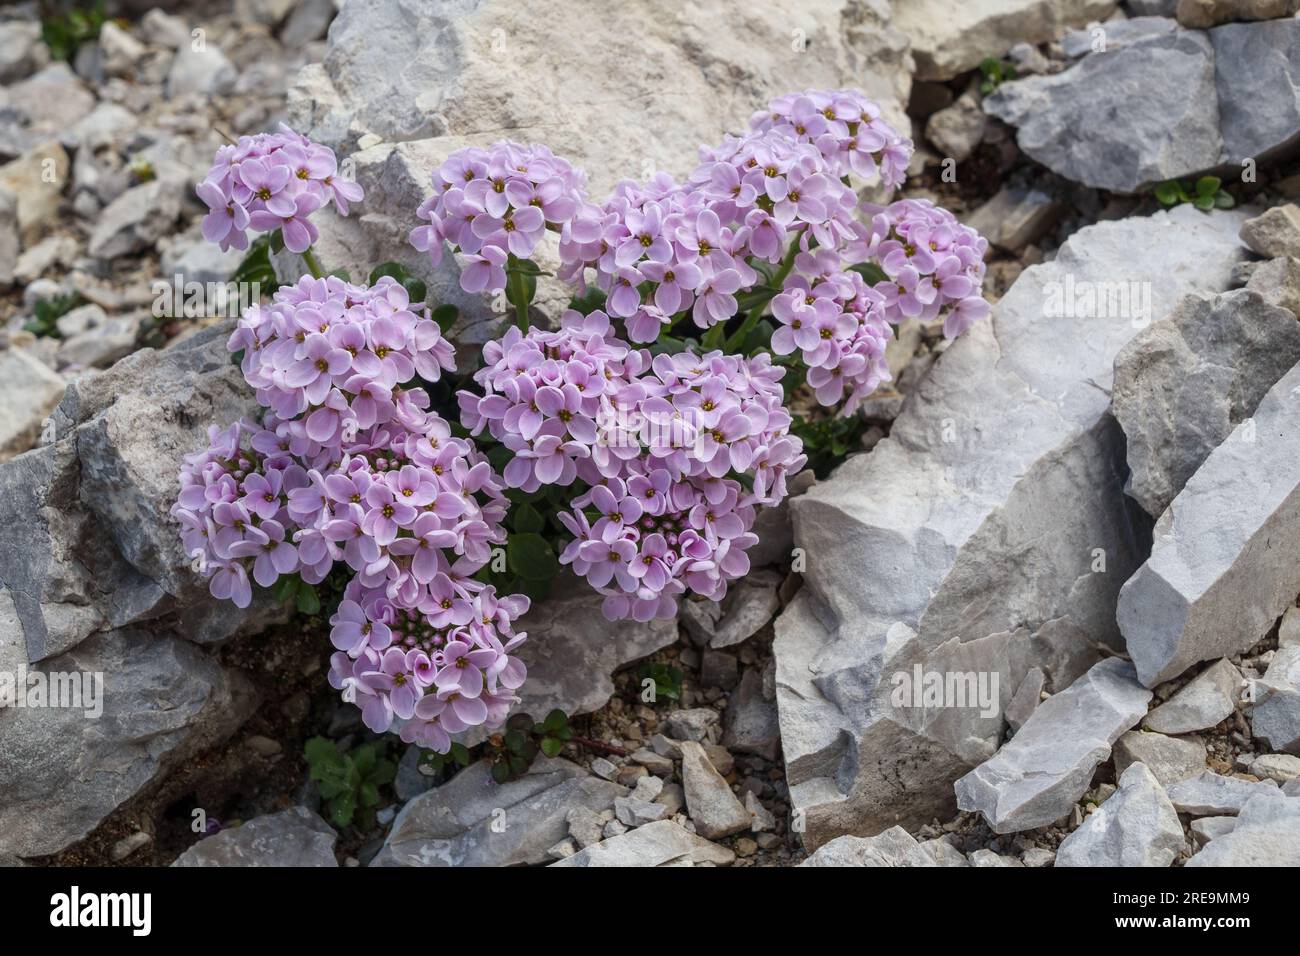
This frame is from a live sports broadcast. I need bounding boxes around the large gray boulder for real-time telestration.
[1117,358,1300,687]
[0,322,282,860]
[985,18,1300,193]
[954,658,1152,833]
[1184,788,1300,865]
[1111,290,1300,518]
[774,206,1248,851]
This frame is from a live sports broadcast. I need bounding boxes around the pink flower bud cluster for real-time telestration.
[197,125,363,254]
[409,141,599,294]
[862,197,991,339]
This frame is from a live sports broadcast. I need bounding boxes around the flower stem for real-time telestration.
[723,234,802,353]
[301,246,325,280]
[506,254,529,332]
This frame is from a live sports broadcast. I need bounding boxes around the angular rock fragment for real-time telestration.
[1240,205,1300,260]
[722,669,780,761]
[1144,659,1242,734]
[776,207,1247,850]
[0,348,64,461]
[378,758,624,867]
[1118,360,1300,686]
[799,826,937,867]
[1111,290,1300,517]
[1165,770,1280,815]
[1113,730,1207,787]
[550,819,734,867]
[1246,256,1300,316]
[1185,789,1300,865]
[955,659,1151,833]
[172,808,337,867]
[1055,762,1185,867]
[1250,645,1300,755]
[679,741,750,840]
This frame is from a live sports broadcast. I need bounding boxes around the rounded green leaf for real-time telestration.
[507,533,559,581]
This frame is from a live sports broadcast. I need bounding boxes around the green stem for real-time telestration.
[723,235,802,353]
[301,246,325,280]
[506,254,529,332]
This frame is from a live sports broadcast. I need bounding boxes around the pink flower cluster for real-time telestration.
[750,89,914,191]
[863,198,991,339]
[327,578,529,749]
[409,142,599,294]
[197,125,363,254]
[458,309,805,620]
[175,274,529,751]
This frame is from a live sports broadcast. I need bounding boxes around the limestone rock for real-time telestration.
[87,179,184,260]
[1113,730,1207,787]
[1144,659,1242,734]
[893,0,1117,80]
[1250,645,1300,755]
[1185,789,1300,865]
[1055,762,1185,867]
[1118,359,1300,686]
[1177,0,1300,30]
[680,741,751,840]
[0,348,64,461]
[551,819,735,867]
[172,807,337,866]
[1112,290,1300,518]
[680,569,781,649]
[1166,770,1280,815]
[799,826,938,866]
[1240,205,1300,260]
[166,44,237,98]
[723,668,781,760]
[965,184,1062,254]
[1246,256,1300,316]
[955,658,1152,833]
[775,206,1246,851]
[379,758,624,867]
[0,20,45,82]
[0,142,70,245]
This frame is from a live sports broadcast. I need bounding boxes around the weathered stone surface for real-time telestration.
[1250,645,1300,755]
[379,758,624,867]
[1006,666,1045,732]
[1178,0,1300,29]
[893,0,1116,80]
[0,20,45,83]
[1251,752,1300,781]
[921,835,970,866]
[680,570,781,649]
[985,19,1300,193]
[0,624,257,859]
[166,44,236,98]
[955,658,1151,833]
[550,819,735,867]
[1145,658,1242,734]
[1190,815,1237,846]
[1240,205,1300,260]
[799,825,938,866]
[1061,16,1179,58]
[1112,290,1300,518]
[723,668,780,760]
[503,584,677,722]
[1118,359,1300,687]
[680,741,751,840]
[87,179,183,260]
[775,206,1247,851]
[1166,770,1280,815]
[1246,256,1300,316]
[0,348,64,461]
[1055,763,1185,867]
[172,807,337,867]
[925,90,986,164]
[1113,730,1207,787]
[964,184,1062,254]
[0,141,70,244]
[1185,789,1300,865]
[968,848,1025,867]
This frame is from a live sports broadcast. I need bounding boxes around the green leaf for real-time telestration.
[507,713,536,733]
[507,532,559,581]
[352,744,377,776]
[504,729,528,755]
[512,502,545,534]
[450,742,471,766]
[329,792,356,828]
[404,279,427,304]
[507,754,529,776]
[1153,181,1183,206]
[490,760,511,784]
[304,736,342,770]
[1214,191,1236,210]
[540,736,564,758]
[295,583,321,615]
[568,287,608,314]
[542,709,568,733]
[272,575,299,604]
[850,262,889,285]
[359,781,380,807]
[369,759,397,787]
[369,261,408,285]
[639,662,684,701]
[1195,175,1221,196]
[1193,194,1215,211]
[431,303,459,332]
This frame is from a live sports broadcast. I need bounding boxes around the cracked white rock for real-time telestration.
[799,826,938,867]
[955,658,1152,833]
[1165,771,1280,815]
[1113,730,1207,787]
[1118,359,1300,687]
[1250,645,1300,755]
[1185,789,1300,865]
[775,206,1246,851]
[172,808,337,867]
[551,819,735,867]
[1055,762,1185,867]
[680,741,751,840]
